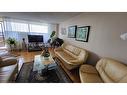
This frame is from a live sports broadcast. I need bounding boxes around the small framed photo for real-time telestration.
[76,26,90,42]
[68,26,77,38]
[61,28,67,35]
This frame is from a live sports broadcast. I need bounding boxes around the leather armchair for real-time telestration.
[0,56,18,83]
[79,58,127,83]
[0,57,17,67]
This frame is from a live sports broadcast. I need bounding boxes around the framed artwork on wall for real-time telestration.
[61,28,67,35]
[68,26,77,38]
[76,26,90,42]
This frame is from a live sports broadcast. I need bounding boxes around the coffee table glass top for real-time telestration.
[33,55,55,72]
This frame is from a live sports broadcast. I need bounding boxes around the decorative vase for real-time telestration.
[41,47,50,59]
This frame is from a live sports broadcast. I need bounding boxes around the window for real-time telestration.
[0,23,5,47]
[0,23,2,35]
[5,21,48,33]
[29,24,48,33]
[10,22,29,32]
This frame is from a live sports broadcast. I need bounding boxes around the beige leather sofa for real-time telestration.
[79,58,127,83]
[55,43,88,70]
[0,56,18,83]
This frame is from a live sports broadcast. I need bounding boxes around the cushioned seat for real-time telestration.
[79,65,103,83]
[0,55,18,83]
[55,51,75,61]
[0,64,18,82]
[55,43,88,70]
[0,57,17,67]
[79,58,127,83]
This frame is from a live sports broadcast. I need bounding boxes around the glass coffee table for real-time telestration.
[33,54,56,81]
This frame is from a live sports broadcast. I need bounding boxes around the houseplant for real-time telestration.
[48,31,57,43]
[50,31,56,38]
[6,37,17,51]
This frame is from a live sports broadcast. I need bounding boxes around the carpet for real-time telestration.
[16,62,72,83]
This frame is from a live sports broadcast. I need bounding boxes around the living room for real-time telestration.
[1,0,127,94]
[0,12,127,83]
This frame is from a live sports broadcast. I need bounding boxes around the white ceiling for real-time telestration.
[0,12,81,24]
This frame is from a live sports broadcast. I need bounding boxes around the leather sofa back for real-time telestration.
[96,58,127,83]
[62,44,88,64]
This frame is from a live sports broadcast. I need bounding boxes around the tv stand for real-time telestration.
[28,42,44,52]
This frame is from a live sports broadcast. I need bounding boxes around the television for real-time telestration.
[28,35,43,42]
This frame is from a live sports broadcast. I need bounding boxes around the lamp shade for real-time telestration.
[120,33,127,40]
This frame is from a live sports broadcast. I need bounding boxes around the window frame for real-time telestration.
[0,23,5,47]
[29,23,48,33]
[4,21,49,34]
[10,22,29,32]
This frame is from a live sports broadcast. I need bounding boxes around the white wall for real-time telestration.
[59,13,127,65]
[0,17,3,22]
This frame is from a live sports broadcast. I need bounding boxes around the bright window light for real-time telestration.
[11,22,29,32]
[0,24,2,32]
[0,24,2,35]
[29,24,48,33]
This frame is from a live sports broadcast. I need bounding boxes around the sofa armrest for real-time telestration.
[68,59,82,65]
[0,57,17,67]
[80,64,98,74]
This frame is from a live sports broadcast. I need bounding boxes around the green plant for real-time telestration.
[50,31,56,38]
[6,37,17,46]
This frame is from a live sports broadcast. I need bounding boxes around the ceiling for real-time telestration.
[0,12,81,24]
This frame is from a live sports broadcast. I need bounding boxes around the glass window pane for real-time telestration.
[0,32,2,35]
[30,24,48,33]
[10,22,29,32]
[0,23,4,47]
[0,24,2,32]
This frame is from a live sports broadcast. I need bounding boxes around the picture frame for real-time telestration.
[61,28,67,35]
[68,26,77,38]
[76,26,90,42]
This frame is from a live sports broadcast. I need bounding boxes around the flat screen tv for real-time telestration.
[28,35,43,42]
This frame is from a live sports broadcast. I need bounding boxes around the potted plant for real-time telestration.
[50,31,56,38]
[6,37,17,51]
[48,31,57,43]
[41,46,50,60]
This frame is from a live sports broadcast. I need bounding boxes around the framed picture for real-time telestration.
[76,26,90,42]
[68,26,77,38]
[61,28,67,35]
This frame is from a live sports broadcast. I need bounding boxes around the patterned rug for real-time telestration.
[16,62,72,83]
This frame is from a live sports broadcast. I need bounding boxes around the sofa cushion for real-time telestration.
[80,65,98,74]
[0,57,17,67]
[64,45,81,56]
[55,51,75,61]
[0,64,18,83]
[72,47,81,56]
[65,45,74,53]
[79,64,103,83]
[96,58,127,83]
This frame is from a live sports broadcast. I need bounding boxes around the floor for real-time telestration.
[11,48,55,63]
[10,48,80,83]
